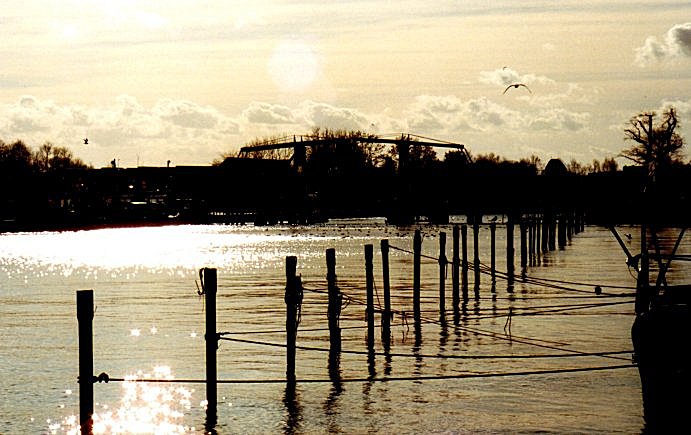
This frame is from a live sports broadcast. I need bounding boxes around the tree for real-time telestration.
[32,142,87,172]
[621,107,685,173]
[602,157,618,172]
[519,154,544,174]
[0,140,33,174]
[567,159,587,175]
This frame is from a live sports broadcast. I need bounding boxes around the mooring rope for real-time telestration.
[91,363,636,385]
[218,335,632,361]
[387,242,636,294]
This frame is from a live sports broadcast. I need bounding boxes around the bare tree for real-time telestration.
[32,142,87,172]
[602,156,619,172]
[621,107,685,173]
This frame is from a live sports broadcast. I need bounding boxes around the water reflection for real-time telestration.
[324,350,343,433]
[282,382,302,435]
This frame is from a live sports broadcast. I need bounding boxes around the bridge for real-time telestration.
[238,133,472,168]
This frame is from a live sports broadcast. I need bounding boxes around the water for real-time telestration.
[0,220,688,433]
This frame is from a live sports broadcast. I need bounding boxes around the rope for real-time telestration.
[387,243,637,293]
[91,364,636,385]
[219,336,633,361]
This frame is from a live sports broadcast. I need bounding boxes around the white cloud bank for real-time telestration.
[0,71,602,167]
[635,22,691,65]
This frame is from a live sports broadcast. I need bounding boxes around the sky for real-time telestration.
[1,0,690,168]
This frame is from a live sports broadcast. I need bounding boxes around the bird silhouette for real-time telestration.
[624,233,632,241]
[503,83,532,94]
[83,138,89,144]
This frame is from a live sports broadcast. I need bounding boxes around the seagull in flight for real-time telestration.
[83,138,89,145]
[503,83,532,95]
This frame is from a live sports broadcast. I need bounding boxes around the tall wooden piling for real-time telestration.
[520,219,527,276]
[536,218,542,261]
[541,216,548,252]
[549,214,557,251]
[452,226,460,309]
[506,216,515,280]
[413,230,422,323]
[381,240,391,346]
[438,232,447,320]
[365,244,375,349]
[76,290,94,435]
[558,214,566,248]
[490,222,496,282]
[285,256,298,382]
[326,248,341,353]
[203,268,218,419]
[472,217,480,295]
[528,217,535,266]
[461,224,469,300]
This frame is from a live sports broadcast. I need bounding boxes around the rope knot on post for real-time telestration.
[93,372,110,383]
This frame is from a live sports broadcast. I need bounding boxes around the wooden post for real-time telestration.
[326,248,341,353]
[636,224,650,315]
[536,218,542,261]
[452,226,460,310]
[76,290,94,435]
[285,256,298,382]
[558,214,566,248]
[472,216,480,296]
[549,214,556,251]
[528,218,535,266]
[365,244,375,349]
[580,212,585,232]
[490,222,496,282]
[203,268,218,419]
[438,232,447,320]
[461,224,468,300]
[381,240,391,347]
[520,218,527,276]
[413,230,422,323]
[506,216,515,280]
[541,215,548,252]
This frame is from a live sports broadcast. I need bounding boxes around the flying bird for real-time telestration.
[83,138,89,144]
[503,83,532,95]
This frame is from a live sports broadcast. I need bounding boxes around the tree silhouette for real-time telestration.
[32,142,87,172]
[621,107,685,174]
[0,140,33,174]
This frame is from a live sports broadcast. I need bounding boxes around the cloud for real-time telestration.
[0,95,241,167]
[241,102,296,124]
[635,22,691,65]
[478,68,555,87]
[298,100,370,131]
[660,98,691,117]
[403,94,588,134]
[0,91,594,167]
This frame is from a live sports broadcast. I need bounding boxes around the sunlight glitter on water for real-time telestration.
[51,366,197,434]
[0,225,310,276]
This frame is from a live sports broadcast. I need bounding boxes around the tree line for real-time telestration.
[0,140,89,174]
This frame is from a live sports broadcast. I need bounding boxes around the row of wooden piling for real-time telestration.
[284,212,585,381]
[76,212,584,433]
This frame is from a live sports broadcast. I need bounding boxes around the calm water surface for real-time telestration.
[1,220,688,433]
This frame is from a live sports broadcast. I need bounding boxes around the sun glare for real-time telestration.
[268,39,320,92]
[51,366,194,434]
